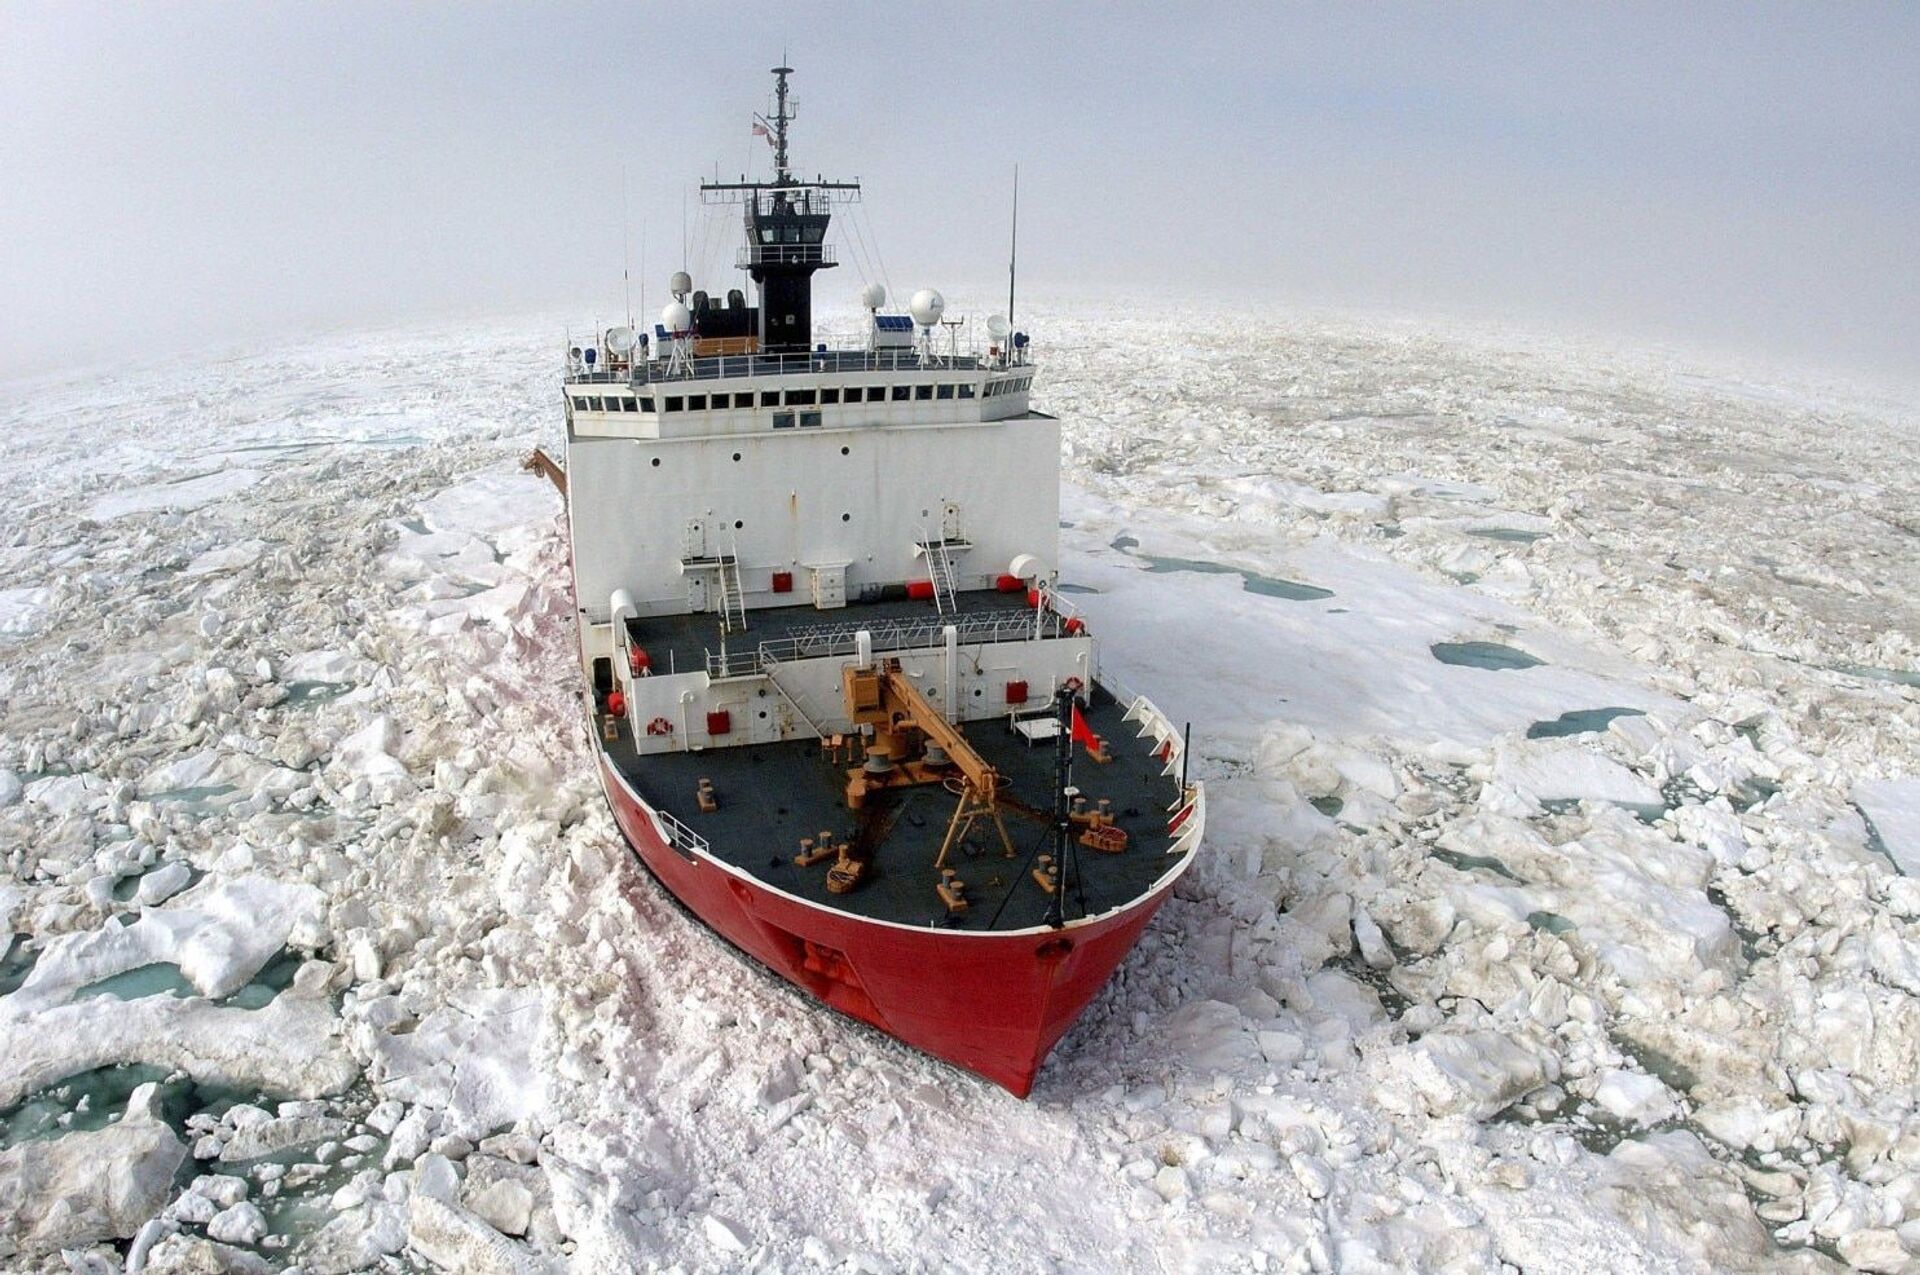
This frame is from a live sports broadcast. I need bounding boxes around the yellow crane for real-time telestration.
[840,660,1015,868]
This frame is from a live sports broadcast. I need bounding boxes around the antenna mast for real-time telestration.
[771,64,794,183]
[622,165,633,328]
[1007,164,1019,325]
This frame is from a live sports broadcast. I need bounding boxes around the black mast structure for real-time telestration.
[701,65,862,355]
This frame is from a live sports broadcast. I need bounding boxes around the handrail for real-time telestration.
[652,805,710,857]
[736,243,837,269]
[566,346,1037,387]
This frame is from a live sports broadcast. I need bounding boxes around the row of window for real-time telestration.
[570,379,1031,415]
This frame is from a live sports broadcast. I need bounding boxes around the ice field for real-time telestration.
[0,301,1916,1272]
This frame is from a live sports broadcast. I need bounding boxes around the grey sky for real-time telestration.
[3,4,1916,385]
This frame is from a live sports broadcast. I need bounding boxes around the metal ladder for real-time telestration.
[922,529,958,616]
[719,533,748,634]
[759,647,827,738]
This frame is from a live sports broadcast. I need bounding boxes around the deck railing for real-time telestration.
[652,805,711,858]
[703,606,1065,681]
[567,345,1034,388]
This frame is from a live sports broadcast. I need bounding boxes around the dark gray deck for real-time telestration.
[604,685,1184,932]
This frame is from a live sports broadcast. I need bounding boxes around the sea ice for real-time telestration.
[0,1082,186,1249]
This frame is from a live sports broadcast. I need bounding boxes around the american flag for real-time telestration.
[752,120,770,140]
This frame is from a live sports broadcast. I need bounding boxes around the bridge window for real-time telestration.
[784,388,817,406]
[891,385,910,401]
[936,384,955,400]
[820,387,840,404]
[772,411,795,429]
[687,394,707,411]
[664,397,683,412]
[958,384,975,400]
[867,386,887,402]
[761,390,781,407]
[914,384,933,401]
[800,410,822,428]
[638,396,654,411]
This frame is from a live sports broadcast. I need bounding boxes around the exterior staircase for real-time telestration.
[921,529,959,616]
[718,534,748,634]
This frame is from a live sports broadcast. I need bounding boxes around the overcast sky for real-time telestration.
[3,4,1917,385]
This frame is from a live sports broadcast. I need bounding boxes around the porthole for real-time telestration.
[733,519,744,529]
[732,451,742,462]
[972,687,983,697]
[841,513,851,522]
[650,458,661,468]
[840,446,850,456]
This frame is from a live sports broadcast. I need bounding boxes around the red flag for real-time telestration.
[1070,703,1098,749]
[752,121,771,139]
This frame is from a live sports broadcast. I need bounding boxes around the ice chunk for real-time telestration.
[1373,1029,1554,1119]
[183,540,270,578]
[418,471,558,538]
[371,988,547,1140]
[1489,740,1663,811]
[6,874,325,1011]
[407,1190,554,1274]
[0,586,52,637]
[1591,1070,1678,1125]
[1855,778,1920,876]
[0,987,356,1109]
[87,469,264,520]
[135,861,195,907]
[207,1201,269,1246]
[0,1081,186,1248]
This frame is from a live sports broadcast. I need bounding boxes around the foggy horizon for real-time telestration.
[4,4,1917,390]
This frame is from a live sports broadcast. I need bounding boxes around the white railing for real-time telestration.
[1115,687,1205,859]
[706,647,763,679]
[651,805,710,858]
[565,339,1035,388]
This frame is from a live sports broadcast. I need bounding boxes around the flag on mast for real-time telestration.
[1070,702,1099,749]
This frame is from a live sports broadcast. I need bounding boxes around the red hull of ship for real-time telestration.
[596,749,1177,1097]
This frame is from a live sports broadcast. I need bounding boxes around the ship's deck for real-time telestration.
[602,682,1186,932]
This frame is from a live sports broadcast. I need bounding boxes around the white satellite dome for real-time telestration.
[908,288,945,328]
[669,271,692,299]
[986,314,1012,339]
[661,301,692,334]
[1008,553,1048,582]
[605,325,637,354]
[860,282,887,310]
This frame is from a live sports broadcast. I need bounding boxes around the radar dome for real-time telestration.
[986,314,1012,339]
[860,282,887,310]
[908,288,945,328]
[669,271,692,299]
[661,301,692,334]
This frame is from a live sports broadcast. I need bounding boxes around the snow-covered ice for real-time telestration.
[0,305,1914,1271]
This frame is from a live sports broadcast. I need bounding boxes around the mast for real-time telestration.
[701,64,861,354]
[1045,685,1074,929]
[770,65,793,184]
[1008,164,1019,326]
